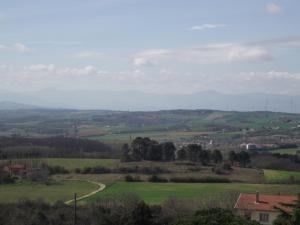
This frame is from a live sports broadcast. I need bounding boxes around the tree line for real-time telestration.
[122,137,251,167]
[0,136,115,159]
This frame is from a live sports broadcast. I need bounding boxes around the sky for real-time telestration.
[0,0,300,95]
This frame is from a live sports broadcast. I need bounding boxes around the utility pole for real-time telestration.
[74,193,77,225]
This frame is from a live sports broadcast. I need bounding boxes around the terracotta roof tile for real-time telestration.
[234,193,297,213]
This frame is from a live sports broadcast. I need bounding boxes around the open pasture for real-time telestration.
[264,169,300,182]
[86,182,300,204]
[0,180,98,203]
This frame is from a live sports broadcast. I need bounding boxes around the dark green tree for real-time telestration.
[237,151,250,167]
[162,142,176,161]
[177,148,187,161]
[274,194,300,225]
[121,143,131,162]
[147,144,163,161]
[228,151,237,165]
[212,149,223,164]
[187,144,202,162]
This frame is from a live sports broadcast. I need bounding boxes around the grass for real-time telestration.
[85,181,300,204]
[0,180,98,203]
[43,158,120,170]
[270,148,300,155]
[264,169,300,182]
[2,158,120,170]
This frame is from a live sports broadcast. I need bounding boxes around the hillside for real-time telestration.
[0,101,39,110]
[0,109,299,148]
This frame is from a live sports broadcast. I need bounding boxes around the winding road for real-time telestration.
[64,180,106,204]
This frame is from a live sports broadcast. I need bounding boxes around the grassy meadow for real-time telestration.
[43,158,120,170]
[264,169,300,182]
[270,148,300,155]
[85,182,300,204]
[0,180,98,203]
[1,158,120,170]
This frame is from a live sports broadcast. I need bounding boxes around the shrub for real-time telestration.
[91,166,111,174]
[26,168,49,183]
[74,168,81,173]
[222,163,232,171]
[81,167,92,174]
[0,169,14,184]
[148,175,168,183]
[47,165,69,175]
[125,174,142,182]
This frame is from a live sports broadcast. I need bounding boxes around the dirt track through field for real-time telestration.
[64,180,106,204]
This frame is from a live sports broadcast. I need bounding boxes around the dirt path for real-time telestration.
[64,180,106,204]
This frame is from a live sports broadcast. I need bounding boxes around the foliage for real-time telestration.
[274,194,300,225]
[190,208,260,225]
[0,136,114,159]
[0,169,14,184]
[148,175,168,183]
[125,174,142,182]
[122,137,176,162]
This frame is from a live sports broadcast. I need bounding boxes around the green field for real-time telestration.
[0,180,98,203]
[3,158,120,170]
[44,158,120,170]
[270,148,300,155]
[2,109,300,143]
[86,182,300,204]
[264,169,300,182]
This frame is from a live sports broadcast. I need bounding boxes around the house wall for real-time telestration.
[236,209,279,225]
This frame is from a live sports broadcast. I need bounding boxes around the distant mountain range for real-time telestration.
[0,101,40,110]
[0,90,299,113]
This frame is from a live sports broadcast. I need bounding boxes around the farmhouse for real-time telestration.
[234,193,297,225]
[3,164,27,174]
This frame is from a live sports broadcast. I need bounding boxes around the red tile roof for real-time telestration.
[4,164,27,173]
[234,193,297,213]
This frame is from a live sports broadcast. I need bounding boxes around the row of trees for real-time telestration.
[122,137,252,167]
[122,137,176,162]
[228,151,251,167]
[177,144,223,165]
[122,137,225,165]
[0,136,114,159]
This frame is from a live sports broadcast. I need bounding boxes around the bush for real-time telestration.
[74,168,81,173]
[222,163,232,171]
[47,165,69,175]
[81,167,92,174]
[0,169,14,184]
[26,169,49,183]
[148,175,168,183]
[125,174,142,182]
[91,166,111,174]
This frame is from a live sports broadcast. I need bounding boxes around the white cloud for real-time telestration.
[58,65,100,76]
[133,44,273,66]
[133,49,172,66]
[251,37,300,48]
[0,64,300,95]
[28,64,55,72]
[266,3,282,14]
[0,43,32,53]
[12,43,31,53]
[72,51,108,59]
[188,24,227,31]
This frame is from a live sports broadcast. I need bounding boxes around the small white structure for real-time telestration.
[246,143,258,150]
